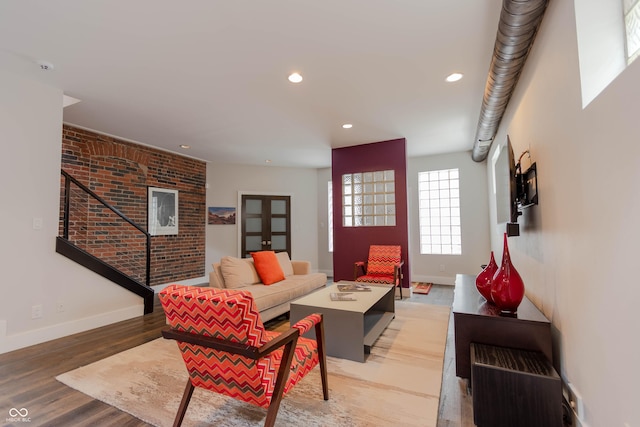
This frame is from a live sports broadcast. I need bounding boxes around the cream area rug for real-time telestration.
[56,302,450,427]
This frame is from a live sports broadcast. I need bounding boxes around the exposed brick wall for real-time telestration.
[60,125,206,286]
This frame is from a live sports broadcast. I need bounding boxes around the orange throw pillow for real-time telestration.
[251,251,285,285]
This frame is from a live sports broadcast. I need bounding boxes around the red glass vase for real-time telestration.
[475,251,498,302]
[490,233,525,314]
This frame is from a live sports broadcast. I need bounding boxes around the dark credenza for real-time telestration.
[452,274,553,379]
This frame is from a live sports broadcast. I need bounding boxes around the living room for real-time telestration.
[2,1,640,426]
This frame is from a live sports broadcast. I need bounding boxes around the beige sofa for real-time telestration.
[209,252,327,322]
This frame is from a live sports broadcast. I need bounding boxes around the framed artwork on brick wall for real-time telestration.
[148,187,178,236]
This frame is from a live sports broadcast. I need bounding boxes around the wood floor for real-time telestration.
[0,285,474,427]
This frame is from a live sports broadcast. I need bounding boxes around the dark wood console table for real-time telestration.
[452,274,553,379]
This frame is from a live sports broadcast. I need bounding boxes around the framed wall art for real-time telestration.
[148,187,178,235]
[208,206,236,225]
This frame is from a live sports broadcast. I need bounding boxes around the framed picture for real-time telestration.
[148,187,178,235]
[208,206,236,225]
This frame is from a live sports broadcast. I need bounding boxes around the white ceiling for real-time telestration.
[0,0,503,168]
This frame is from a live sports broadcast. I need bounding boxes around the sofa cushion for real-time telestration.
[219,256,261,289]
[251,251,285,285]
[247,273,327,312]
[275,251,294,277]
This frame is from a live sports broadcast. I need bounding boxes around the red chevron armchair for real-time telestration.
[159,284,328,427]
[353,244,405,298]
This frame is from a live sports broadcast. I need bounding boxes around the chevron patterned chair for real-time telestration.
[353,244,405,298]
[159,284,328,427]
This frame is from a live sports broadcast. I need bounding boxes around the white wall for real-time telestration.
[487,1,640,426]
[0,68,143,354]
[408,151,491,284]
[316,167,333,276]
[205,163,320,272]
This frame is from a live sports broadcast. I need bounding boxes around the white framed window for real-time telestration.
[342,170,396,227]
[418,168,461,255]
[624,0,640,62]
[328,181,333,252]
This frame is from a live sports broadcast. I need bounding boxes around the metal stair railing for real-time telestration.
[58,170,153,313]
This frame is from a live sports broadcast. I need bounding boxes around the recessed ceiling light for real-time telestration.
[265,159,272,164]
[179,144,190,149]
[288,72,303,83]
[342,123,353,129]
[446,73,464,82]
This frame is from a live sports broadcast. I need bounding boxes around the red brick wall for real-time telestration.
[60,124,206,286]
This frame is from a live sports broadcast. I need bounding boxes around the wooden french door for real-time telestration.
[241,195,291,258]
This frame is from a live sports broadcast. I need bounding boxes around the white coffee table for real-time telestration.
[289,281,395,362]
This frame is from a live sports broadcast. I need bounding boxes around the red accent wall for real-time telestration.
[60,125,206,286]
[331,138,410,288]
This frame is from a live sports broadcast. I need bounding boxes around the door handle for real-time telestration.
[261,240,272,246]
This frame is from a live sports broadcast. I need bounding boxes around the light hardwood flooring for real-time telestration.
[0,284,473,427]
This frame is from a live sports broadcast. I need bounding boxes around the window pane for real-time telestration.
[246,199,262,215]
[271,217,286,233]
[418,168,462,255]
[271,200,286,215]
[342,170,395,227]
[626,1,640,59]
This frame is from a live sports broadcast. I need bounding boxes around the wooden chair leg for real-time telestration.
[315,316,329,400]
[173,380,195,427]
[264,335,298,427]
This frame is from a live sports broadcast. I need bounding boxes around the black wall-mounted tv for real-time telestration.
[495,136,540,236]
[494,136,520,236]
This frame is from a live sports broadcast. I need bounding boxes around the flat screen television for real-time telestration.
[494,136,520,235]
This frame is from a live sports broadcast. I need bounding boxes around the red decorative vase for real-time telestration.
[490,233,525,314]
[475,251,498,302]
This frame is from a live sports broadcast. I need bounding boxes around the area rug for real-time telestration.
[412,282,433,295]
[56,302,450,427]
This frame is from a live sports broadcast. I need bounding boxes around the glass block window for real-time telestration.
[342,170,396,227]
[418,169,461,255]
[624,0,640,62]
[328,181,333,252]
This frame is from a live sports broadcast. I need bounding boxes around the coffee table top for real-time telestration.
[291,281,393,313]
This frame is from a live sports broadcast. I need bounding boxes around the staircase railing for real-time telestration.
[58,170,153,312]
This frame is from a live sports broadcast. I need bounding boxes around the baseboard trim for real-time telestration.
[0,305,143,355]
[410,275,455,286]
[151,275,209,292]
